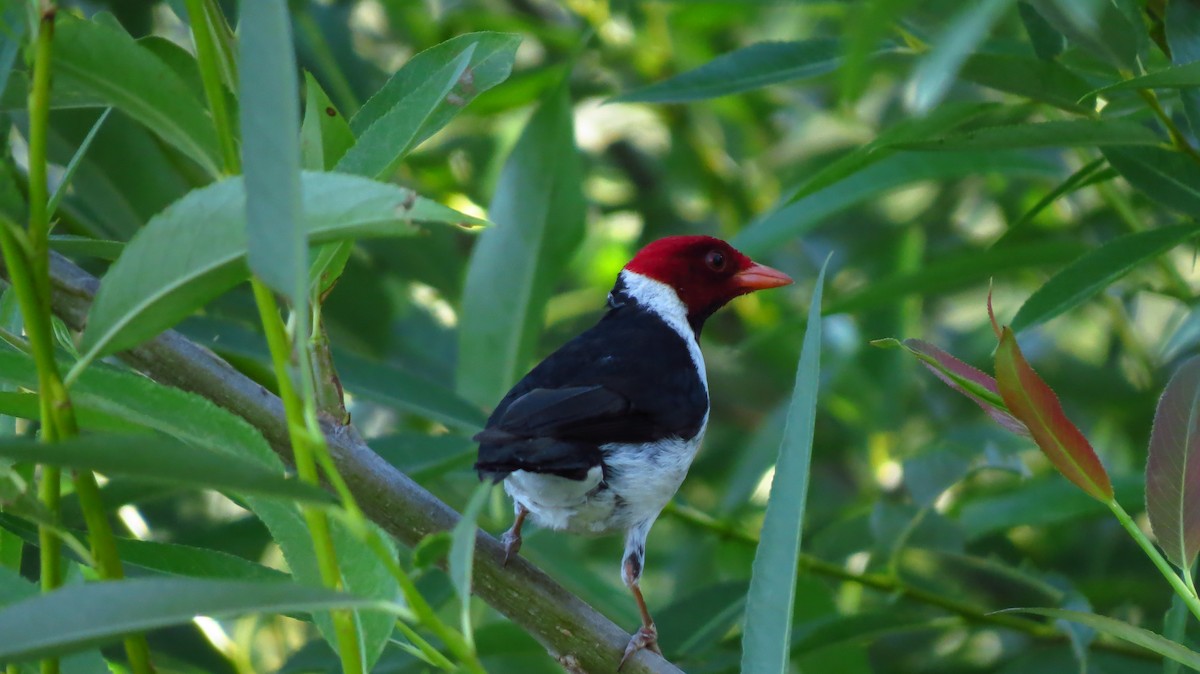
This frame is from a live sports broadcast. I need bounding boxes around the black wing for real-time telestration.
[474,305,708,481]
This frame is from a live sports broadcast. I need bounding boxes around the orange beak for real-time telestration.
[732,262,793,291]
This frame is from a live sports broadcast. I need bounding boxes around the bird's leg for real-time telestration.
[501,503,528,566]
[619,525,660,670]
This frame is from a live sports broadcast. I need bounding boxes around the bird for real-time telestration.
[473,235,793,667]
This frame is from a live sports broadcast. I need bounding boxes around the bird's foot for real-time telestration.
[618,623,660,670]
[500,528,522,566]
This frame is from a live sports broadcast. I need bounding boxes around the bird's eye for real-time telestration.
[705,250,727,272]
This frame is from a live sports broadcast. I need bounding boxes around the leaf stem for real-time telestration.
[1107,499,1200,623]
[14,5,154,672]
[251,279,364,674]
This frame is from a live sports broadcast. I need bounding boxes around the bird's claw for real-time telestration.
[618,624,660,670]
[501,529,522,566]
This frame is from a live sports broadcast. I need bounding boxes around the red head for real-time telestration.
[623,236,793,323]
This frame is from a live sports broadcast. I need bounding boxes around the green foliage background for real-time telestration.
[2,0,1200,672]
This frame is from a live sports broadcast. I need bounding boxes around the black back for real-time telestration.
[474,290,709,481]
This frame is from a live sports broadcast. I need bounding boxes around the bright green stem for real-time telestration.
[1108,499,1200,623]
[16,6,155,671]
[252,280,364,674]
[183,0,239,174]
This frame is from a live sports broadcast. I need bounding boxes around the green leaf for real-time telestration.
[350,32,520,144]
[1025,0,1140,69]
[740,257,827,674]
[336,45,475,179]
[0,435,332,503]
[735,151,1058,257]
[48,235,124,261]
[614,39,849,103]
[1001,608,1200,670]
[1103,147,1200,217]
[826,240,1086,315]
[47,107,112,219]
[450,483,492,646]
[300,71,355,172]
[1165,0,1200,136]
[239,0,305,302]
[338,351,487,431]
[995,327,1113,501]
[0,577,390,662]
[79,172,485,364]
[906,0,1011,113]
[958,53,1091,112]
[52,14,221,176]
[1145,356,1200,569]
[1089,61,1200,95]
[249,498,399,670]
[993,158,1108,246]
[899,119,1161,151]
[1018,1,1065,60]
[0,3,25,102]
[457,83,585,406]
[1011,224,1200,333]
[0,515,287,582]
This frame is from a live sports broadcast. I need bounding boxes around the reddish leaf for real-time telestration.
[994,327,1113,501]
[898,338,1030,437]
[1146,356,1200,570]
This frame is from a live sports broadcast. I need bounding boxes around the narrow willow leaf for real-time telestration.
[1165,0,1200,135]
[239,0,305,302]
[1018,1,1065,59]
[47,107,112,218]
[300,71,355,172]
[1002,608,1200,670]
[1025,0,1140,69]
[80,172,485,363]
[350,32,520,144]
[0,515,287,582]
[786,102,1003,203]
[0,568,110,673]
[1164,596,1189,674]
[1011,224,1200,333]
[457,83,585,406]
[450,483,492,647]
[0,435,332,503]
[993,158,1108,247]
[299,73,356,297]
[615,39,849,103]
[1146,357,1200,570]
[1103,147,1200,217]
[958,53,1092,112]
[995,327,1113,501]
[741,257,828,674]
[48,235,124,261]
[250,498,399,668]
[0,390,141,433]
[906,0,1011,114]
[53,14,221,176]
[336,46,475,179]
[900,119,1161,151]
[0,578,388,662]
[0,3,24,101]
[0,350,280,470]
[735,151,1058,257]
[825,240,1086,315]
[1089,61,1200,95]
[874,338,1027,435]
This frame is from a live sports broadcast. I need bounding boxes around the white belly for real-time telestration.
[504,421,706,535]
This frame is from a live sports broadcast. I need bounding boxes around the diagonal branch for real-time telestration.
[30,252,684,674]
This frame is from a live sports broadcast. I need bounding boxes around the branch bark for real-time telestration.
[32,252,685,674]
